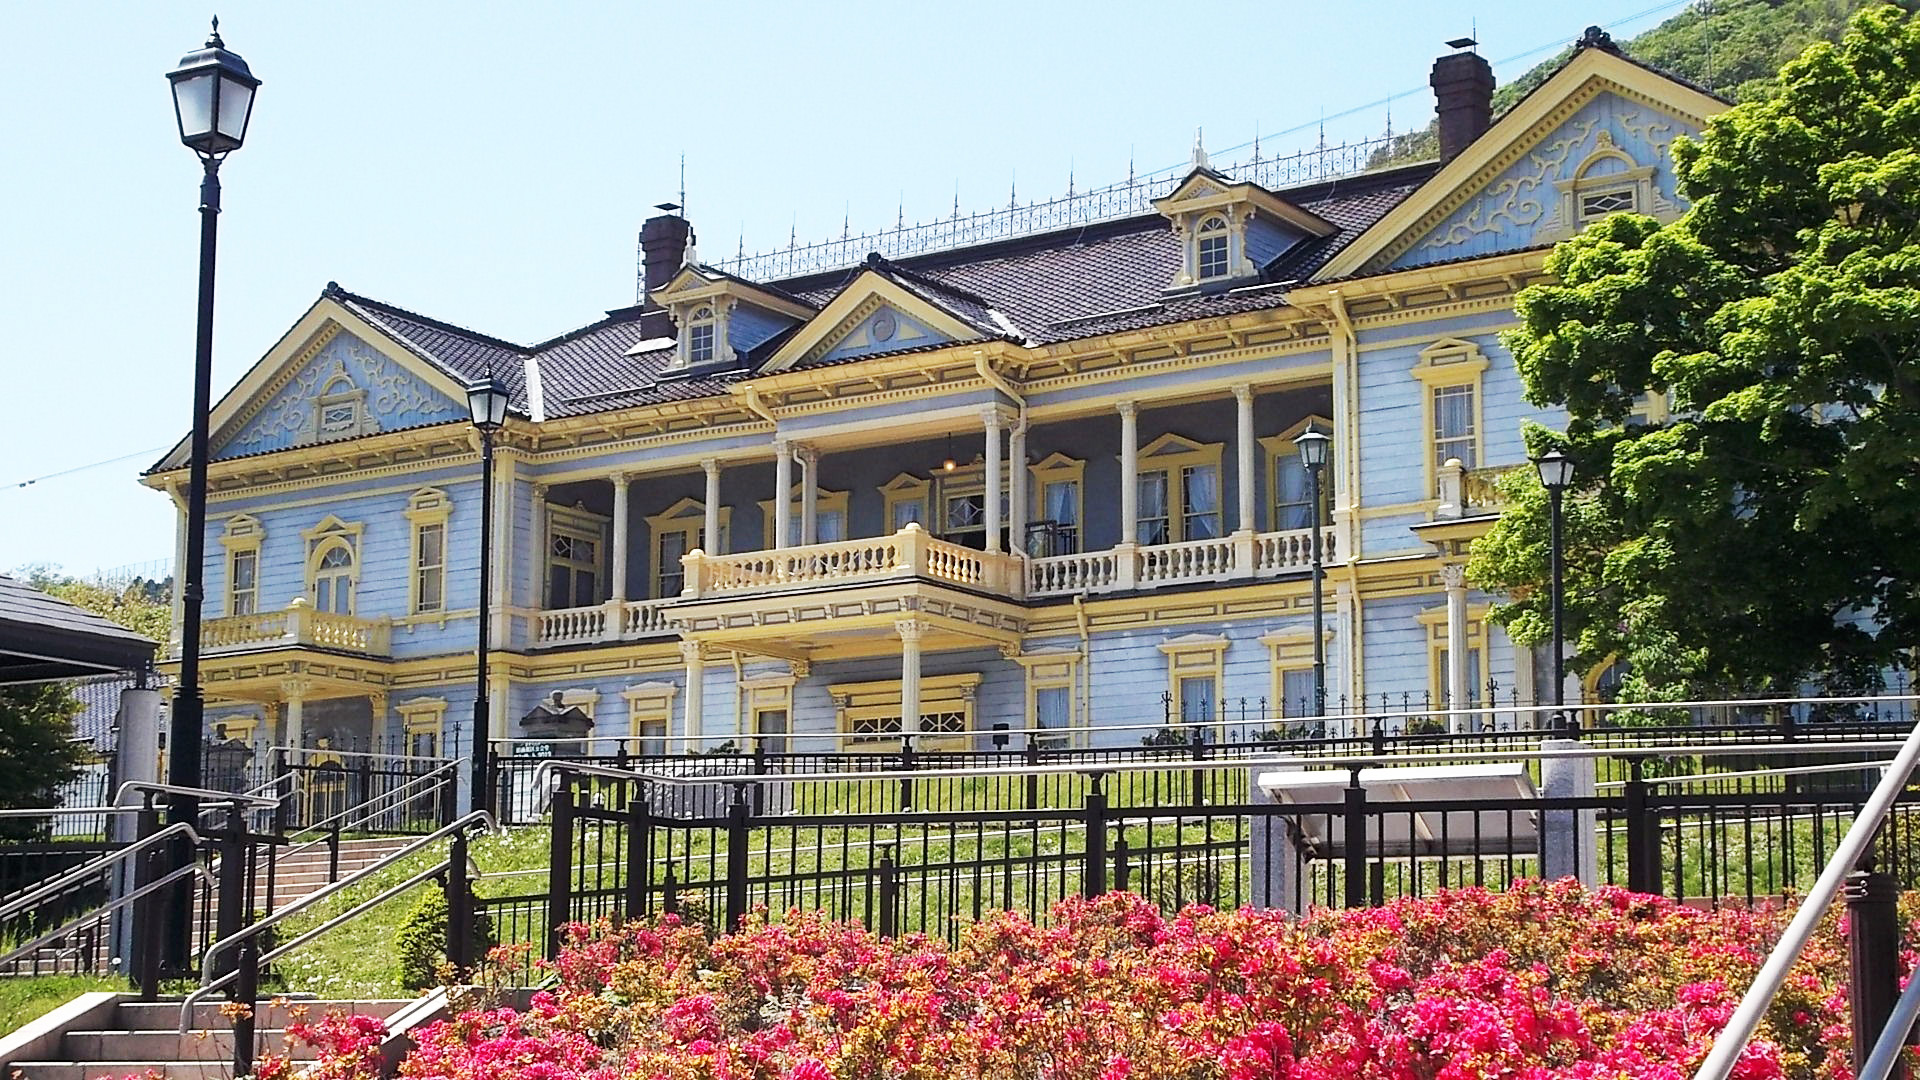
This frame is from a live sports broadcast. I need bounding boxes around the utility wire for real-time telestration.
[6,446,168,491]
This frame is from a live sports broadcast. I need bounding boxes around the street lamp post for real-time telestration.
[162,21,258,969]
[467,378,511,816]
[1295,428,1331,718]
[1534,450,1576,732]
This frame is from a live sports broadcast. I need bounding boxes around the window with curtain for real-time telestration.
[313,545,354,614]
[656,530,688,598]
[1178,675,1217,724]
[1181,464,1221,540]
[785,509,846,546]
[229,550,258,616]
[1432,383,1476,473]
[1034,686,1070,748]
[1042,479,1079,552]
[1137,472,1171,545]
[890,497,923,531]
[1281,668,1316,718]
[1436,645,1484,707]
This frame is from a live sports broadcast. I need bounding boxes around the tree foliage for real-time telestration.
[0,681,87,840]
[1370,0,1895,171]
[1470,5,1920,699]
[19,565,171,643]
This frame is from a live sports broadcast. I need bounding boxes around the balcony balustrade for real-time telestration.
[529,523,1343,647]
[195,598,391,657]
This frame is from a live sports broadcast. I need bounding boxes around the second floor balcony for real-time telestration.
[530,522,1338,647]
[193,598,392,658]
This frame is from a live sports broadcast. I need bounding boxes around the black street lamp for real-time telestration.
[1295,427,1331,718]
[162,21,258,824]
[1534,450,1576,731]
[467,377,511,816]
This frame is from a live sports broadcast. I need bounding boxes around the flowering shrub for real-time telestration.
[358,881,1909,1080]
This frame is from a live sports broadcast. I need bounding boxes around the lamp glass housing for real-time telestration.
[167,29,259,157]
[1534,450,1575,491]
[1294,428,1331,470]
[467,378,511,429]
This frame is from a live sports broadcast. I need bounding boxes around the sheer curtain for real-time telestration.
[1275,454,1310,530]
[1184,465,1220,539]
[1137,473,1169,545]
[1045,480,1078,550]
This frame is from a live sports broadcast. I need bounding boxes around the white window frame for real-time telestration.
[219,514,265,617]
[301,515,364,616]
[404,488,452,617]
[1412,339,1490,499]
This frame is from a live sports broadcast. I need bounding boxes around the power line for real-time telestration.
[6,446,167,492]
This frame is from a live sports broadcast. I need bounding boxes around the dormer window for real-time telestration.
[688,306,717,365]
[1196,217,1230,280]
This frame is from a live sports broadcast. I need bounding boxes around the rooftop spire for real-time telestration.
[1191,128,1208,169]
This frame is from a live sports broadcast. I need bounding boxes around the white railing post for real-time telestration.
[681,549,706,599]
[283,597,310,647]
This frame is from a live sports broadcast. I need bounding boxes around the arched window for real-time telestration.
[1195,216,1230,280]
[313,542,355,614]
[688,306,717,365]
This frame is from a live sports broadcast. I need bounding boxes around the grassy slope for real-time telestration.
[0,975,126,1035]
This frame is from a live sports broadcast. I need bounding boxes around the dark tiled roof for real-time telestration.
[329,286,532,411]
[70,674,134,753]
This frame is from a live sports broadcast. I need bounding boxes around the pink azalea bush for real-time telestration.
[341,881,1907,1079]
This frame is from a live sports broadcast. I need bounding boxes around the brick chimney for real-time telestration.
[1430,44,1495,164]
[637,208,692,338]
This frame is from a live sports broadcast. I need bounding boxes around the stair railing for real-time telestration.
[1691,712,1920,1080]
[179,810,495,1075]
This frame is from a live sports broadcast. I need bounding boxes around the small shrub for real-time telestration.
[392,885,495,991]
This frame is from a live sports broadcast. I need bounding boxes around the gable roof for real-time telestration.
[1312,40,1728,281]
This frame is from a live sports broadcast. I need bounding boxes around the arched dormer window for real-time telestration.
[687,306,717,365]
[1195,216,1230,281]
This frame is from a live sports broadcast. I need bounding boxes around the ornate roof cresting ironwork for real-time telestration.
[719,134,1401,282]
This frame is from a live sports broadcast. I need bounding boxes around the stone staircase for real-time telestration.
[255,836,418,911]
[3,994,433,1079]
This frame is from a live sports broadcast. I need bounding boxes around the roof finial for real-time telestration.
[1578,25,1618,51]
[1067,159,1075,197]
[1251,127,1261,163]
[736,227,745,260]
[842,202,850,240]
[1009,171,1017,210]
[678,154,686,216]
[788,215,797,250]
[1192,128,1208,169]
[1128,147,1136,185]
[207,15,223,47]
[897,191,905,230]
[953,181,961,220]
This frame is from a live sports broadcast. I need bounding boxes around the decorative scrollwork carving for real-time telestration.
[1422,117,1599,250]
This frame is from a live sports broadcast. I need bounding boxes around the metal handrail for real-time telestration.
[1596,758,1896,789]
[283,759,456,842]
[529,740,1916,793]
[178,858,453,1030]
[111,780,280,808]
[489,693,1920,745]
[193,810,495,984]
[0,860,209,967]
[0,822,205,923]
[1691,720,1920,1080]
[271,744,455,764]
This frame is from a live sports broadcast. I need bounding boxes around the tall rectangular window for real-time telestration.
[414,523,445,614]
[1433,384,1477,472]
[229,550,258,616]
[1138,471,1171,545]
[656,530,688,598]
[890,496,924,531]
[1280,667,1316,718]
[1178,675,1217,724]
[1040,479,1080,553]
[1034,685,1070,749]
[549,531,600,609]
[1181,464,1221,540]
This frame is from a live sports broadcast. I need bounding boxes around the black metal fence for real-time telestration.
[474,743,1920,979]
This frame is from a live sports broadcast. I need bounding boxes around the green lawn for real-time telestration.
[0,974,126,1035]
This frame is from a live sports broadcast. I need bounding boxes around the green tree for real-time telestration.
[0,682,88,840]
[19,565,171,643]
[1470,5,1920,700]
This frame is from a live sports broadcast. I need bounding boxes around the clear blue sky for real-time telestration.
[0,0,1694,579]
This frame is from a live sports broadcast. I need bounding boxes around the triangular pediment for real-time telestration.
[1314,47,1727,281]
[164,295,475,468]
[762,270,986,373]
[1151,167,1336,237]
[653,263,815,321]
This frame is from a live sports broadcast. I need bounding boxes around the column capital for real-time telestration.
[773,436,792,454]
[1231,382,1255,404]
[531,481,549,497]
[278,677,312,701]
[797,444,819,465]
[1116,400,1138,420]
[700,457,721,474]
[980,405,1009,429]
[609,471,631,485]
[894,618,927,644]
[1441,562,1467,589]
[679,639,707,664]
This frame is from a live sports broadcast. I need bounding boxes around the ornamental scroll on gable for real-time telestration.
[1384,92,1696,272]
[210,328,466,460]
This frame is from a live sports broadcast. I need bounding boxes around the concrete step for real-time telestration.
[60,1028,289,1060]
[112,999,412,1031]
[9,1058,317,1079]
